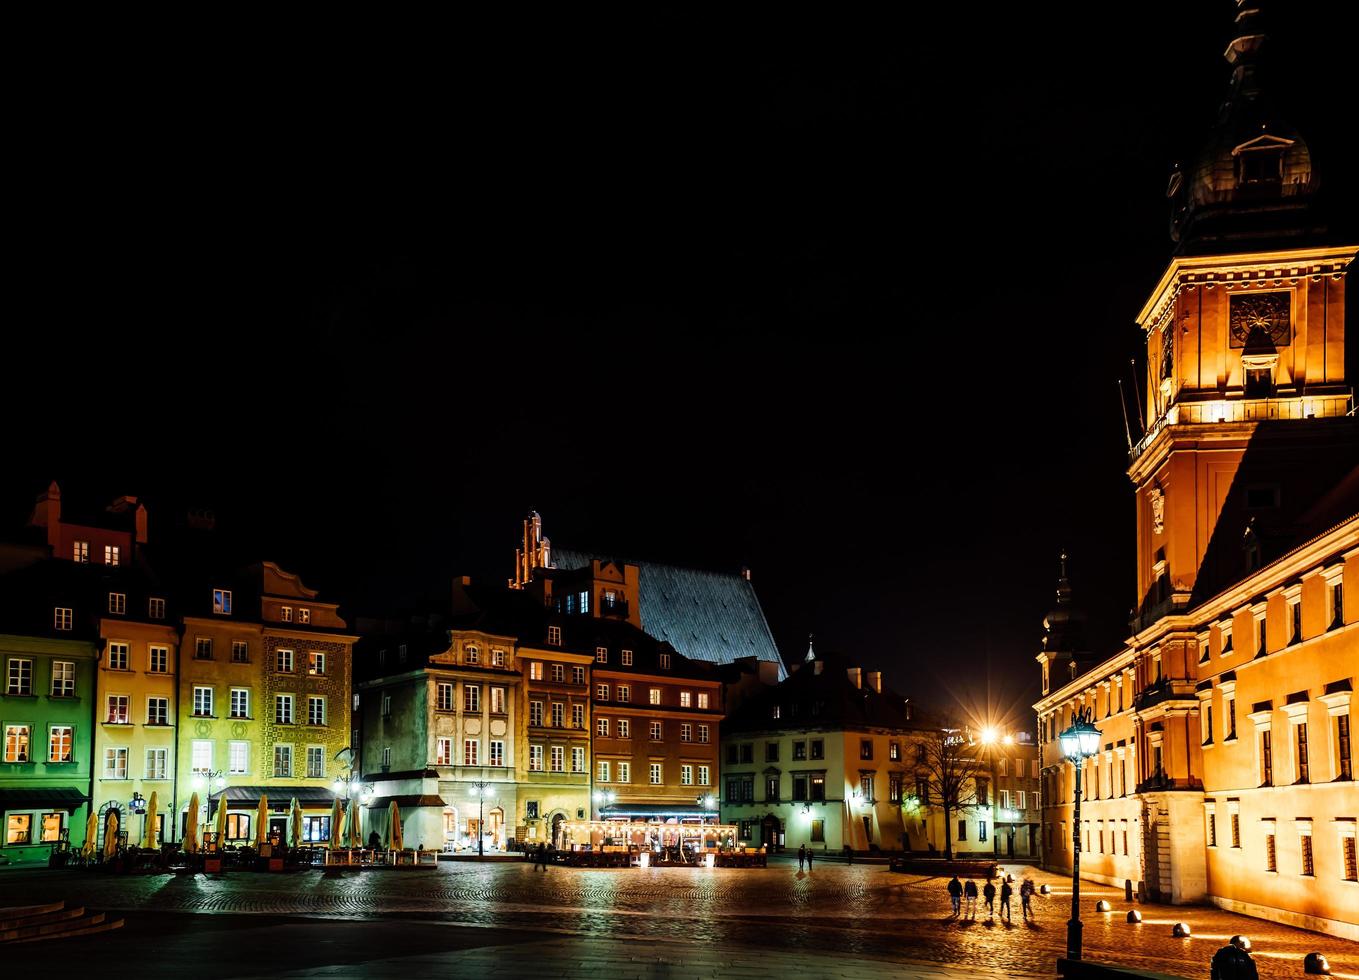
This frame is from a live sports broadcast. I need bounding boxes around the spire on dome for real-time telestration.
[805,634,816,662]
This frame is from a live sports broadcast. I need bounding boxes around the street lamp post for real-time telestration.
[332,770,371,843]
[193,769,227,844]
[1058,707,1103,961]
[593,788,616,820]
[469,782,494,857]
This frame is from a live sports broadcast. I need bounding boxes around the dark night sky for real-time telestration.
[7,4,1355,730]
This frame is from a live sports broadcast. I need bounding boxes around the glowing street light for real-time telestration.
[1059,707,1102,961]
[979,726,999,746]
[468,781,495,857]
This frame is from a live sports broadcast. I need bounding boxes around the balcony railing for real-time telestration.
[598,595,629,617]
[1129,389,1353,463]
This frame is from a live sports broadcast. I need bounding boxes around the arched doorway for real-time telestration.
[96,800,124,850]
[488,806,505,849]
[760,814,781,852]
[551,812,566,848]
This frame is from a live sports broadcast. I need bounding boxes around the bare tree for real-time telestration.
[913,723,987,860]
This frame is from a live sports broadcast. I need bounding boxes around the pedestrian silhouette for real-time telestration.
[999,879,1012,924]
[963,878,978,920]
[947,875,962,917]
[1019,877,1036,922]
[983,879,996,921]
[798,844,806,872]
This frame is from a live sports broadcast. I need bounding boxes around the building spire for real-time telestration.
[805,633,816,662]
[1055,551,1073,606]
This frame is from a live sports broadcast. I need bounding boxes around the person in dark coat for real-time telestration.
[983,879,997,920]
[946,876,963,916]
[1019,878,1036,922]
[805,847,814,871]
[367,830,381,850]
[798,844,806,871]
[1210,936,1258,980]
[999,879,1013,923]
[963,878,979,919]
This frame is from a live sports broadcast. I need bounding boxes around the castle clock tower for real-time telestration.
[1127,0,1356,633]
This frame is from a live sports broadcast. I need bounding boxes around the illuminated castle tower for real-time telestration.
[1129,0,1355,630]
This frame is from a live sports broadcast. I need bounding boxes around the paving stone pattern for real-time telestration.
[0,860,1353,979]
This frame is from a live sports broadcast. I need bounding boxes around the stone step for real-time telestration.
[4,915,124,944]
[0,902,64,920]
[0,911,107,943]
[0,906,85,931]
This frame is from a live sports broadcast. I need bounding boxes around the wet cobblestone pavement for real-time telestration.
[2,859,1355,979]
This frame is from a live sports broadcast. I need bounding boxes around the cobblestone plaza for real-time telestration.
[3,861,1355,978]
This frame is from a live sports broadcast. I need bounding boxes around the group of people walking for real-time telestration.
[946,874,1034,924]
[797,844,815,871]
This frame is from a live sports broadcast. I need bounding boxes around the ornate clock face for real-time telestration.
[1229,292,1291,348]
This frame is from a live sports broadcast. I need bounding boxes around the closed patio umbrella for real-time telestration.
[82,810,98,858]
[142,791,159,849]
[184,792,200,855]
[329,798,344,850]
[349,800,362,848]
[388,800,402,850]
[214,794,229,848]
[103,810,119,859]
[290,798,303,847]
[256,794,269,847]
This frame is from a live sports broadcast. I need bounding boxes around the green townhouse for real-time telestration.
[0,559,99,864]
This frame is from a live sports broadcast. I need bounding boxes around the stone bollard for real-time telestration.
[1303,952,1332,975]
[1125,879,1133,902]
[1126,910,1142,923]
[1172,922,1192,938]
[1095,900,1112,912]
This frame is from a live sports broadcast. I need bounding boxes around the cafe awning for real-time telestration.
[0,787,88,813]
[601,803,717,819]
[217,785,335,809]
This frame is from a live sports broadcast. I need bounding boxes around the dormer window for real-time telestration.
[212,589,232,615]
[466,645,479,665]
[579,591,590,614]
[281,606,293,622]
[659,652,671,670]
[298,608,310,624]
[547,626,562,647]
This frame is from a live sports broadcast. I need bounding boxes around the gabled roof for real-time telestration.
[551,548,784,678]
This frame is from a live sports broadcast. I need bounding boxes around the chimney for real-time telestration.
[866,670,882,694]
[846,667,862,689]
[30,481,62,549]
[135,503,148,544]
[740,566,751,581]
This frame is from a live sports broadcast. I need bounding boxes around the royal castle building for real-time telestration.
[1035,3,1356,940]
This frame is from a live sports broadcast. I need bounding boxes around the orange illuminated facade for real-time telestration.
[1035,2,1356,940]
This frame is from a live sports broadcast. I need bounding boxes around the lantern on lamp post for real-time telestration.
[1059,707,1102,961]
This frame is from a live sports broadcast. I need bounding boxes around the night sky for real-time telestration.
[8,4,1355,730]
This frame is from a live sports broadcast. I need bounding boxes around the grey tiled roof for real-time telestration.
[551,548,785,679]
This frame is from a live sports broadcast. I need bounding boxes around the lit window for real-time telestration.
[491,687,507,714]
[281,606,293,622]
[298,608,310,625]
[308,652,326,676]
[466,645,479,665]
[73,541,89,563]
[105,545,120,566]
[4,724,31,762]
[649,688,662,705]
[530,662,543,681]
[579,591,589,614]
[108,592,126,614]
[48,725,73,763]
[698,692,710,710]
[106,694,131,723]
[212,589,232,614]
[680,691,692,708]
